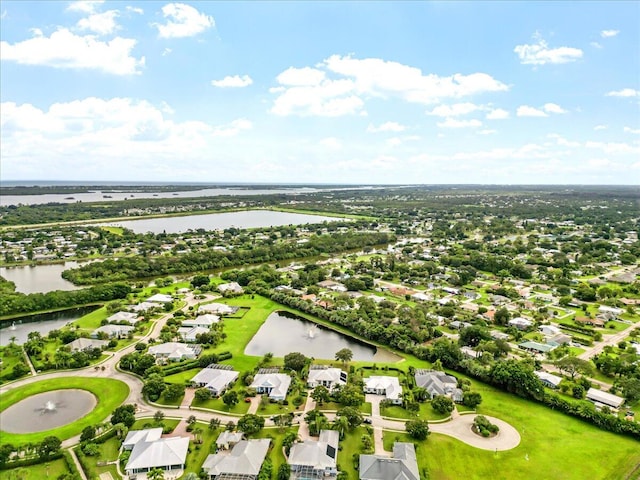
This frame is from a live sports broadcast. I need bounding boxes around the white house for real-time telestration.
[250,372,291,401]
[411,292,432,302]
[178,326,210,343]
[215,431,244,450]
[508,317,534,330]
[535,371,563,389]
[124,430,189,476]
[307,367,347,391]
[288,430,339,480]
[148,342,197,362]
[363,376,402,404]
[146,293,174,303]
[183,314,220,328]
[129,302,162,313]
[106,311,140,325]
[218,282,244,295]
[66,338,108,352]
[198,303,237,316]
[202,439,271,480]
[598,305,624,316]
[539,325,562,336]
[123,428,163,450]
[191,367,239,396]
[91,324,134,339]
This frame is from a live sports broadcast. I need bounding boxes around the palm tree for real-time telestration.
[192,426,203,444]
[333,415,350,439]
[9,336,17,344]
[147,468,165,480]
[208,418,221,431]
[335,348,353,366]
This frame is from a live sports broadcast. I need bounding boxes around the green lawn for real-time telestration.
[71,306,109,330]
[255,427,299,476]
[0,377,129,444]
[0,345,28,383]
[380,402,450,421]
[76,435,121,480]
[192,389,251,415]
[383,380,640,480]
[180,422,218,478]
[131,418,181,432]
[337,426,371,479]
[164,367,201,385]
[0,457,71,480]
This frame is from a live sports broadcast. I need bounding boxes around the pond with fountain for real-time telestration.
[0,390,97,433]
[244,310,400,362]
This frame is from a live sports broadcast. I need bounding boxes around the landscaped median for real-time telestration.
[0,377,129,444]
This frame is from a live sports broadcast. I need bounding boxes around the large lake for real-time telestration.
[98,210,345,234]
[244,311,400,362]
[0,186,324,206]
[0,262,82,294]
[0,306,98,345]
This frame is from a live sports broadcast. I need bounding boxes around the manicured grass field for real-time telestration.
[71,306,109,330]
[380,402,449,421]
[181,422,219,477]
[0,377,129,444]
[337,426,371,478]
[0,345,28,383]
[192,396,251,415]
[164,367,201,384]
[76,435,120,480]
[0,457,71,480]
[379,380,640,480]
[255,426,299,475]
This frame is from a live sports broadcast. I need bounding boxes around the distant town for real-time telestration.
[0,184,639,480]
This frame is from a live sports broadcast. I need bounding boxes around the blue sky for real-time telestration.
[1,1,638,184]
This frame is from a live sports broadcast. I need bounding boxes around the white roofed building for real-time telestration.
[363,376,402,404]
[250,372,291,401]
[202,438,271,480]
[191,367,239,396]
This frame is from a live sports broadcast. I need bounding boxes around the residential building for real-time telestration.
[218,282,244,295]
[123,428,163,450]
[288,429,339,479]
[202,439,271,480]
[539,325,561,336]
[106,311,140,325]
[508,317,534,330]
[90,324,134,339]
[518,341,556,354]
[250,371,291,400]
[124,429,189,476]
[178,326,210,343]
[66,337,107,352]
[363,376,402,404]
[198,303,237,316]
[535,371,563,389]
[414,370,463,403]
[215,431,244,450]
[359,442,419,480]
[148,342,198,363]
[129,301,162,313]
[183,314,220,328]
[307,366,347,391]
[146,293,174,303]
[191,366,239,396]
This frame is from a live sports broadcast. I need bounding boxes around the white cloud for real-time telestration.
[437,118,482,128]
[1,10,7,19]
[427,102,480,117]
[271,55,507,117]
[478,129,497,135]
[543,103,567,114]
[77,10,119,35]
[486,108,509,120]
[517,105,548,117]
[548,133,580,147]
[367,121,406,133]
[514,35,583,65]
[590,41,603,49]
[67,1,105,14]
[594,125,608,131]
[277,67,326,86]
[0,28,144,75]
[1,98,254,180]
[320,137,342,149]
[623,127,640,134]
[601,29,619,38]
[155,3,214,39]
[29,28,44,37]
[211,75,253,88]
[212,118,252,137]
[162,47,172,56]
[126,6,144,15]
[606,88,639,98]
[585,141,640,155]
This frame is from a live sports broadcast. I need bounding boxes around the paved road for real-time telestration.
[578,319,640,361]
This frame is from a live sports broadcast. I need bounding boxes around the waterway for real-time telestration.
[0,306,99,345]
[0,186,322,206]
[97,209,345,234]
[0,262,82,294]
[244,311,400,362]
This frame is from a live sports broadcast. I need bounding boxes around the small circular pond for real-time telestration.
[0,389,97,433]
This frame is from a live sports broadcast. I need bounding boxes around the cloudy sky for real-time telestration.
[1,1,639,184]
